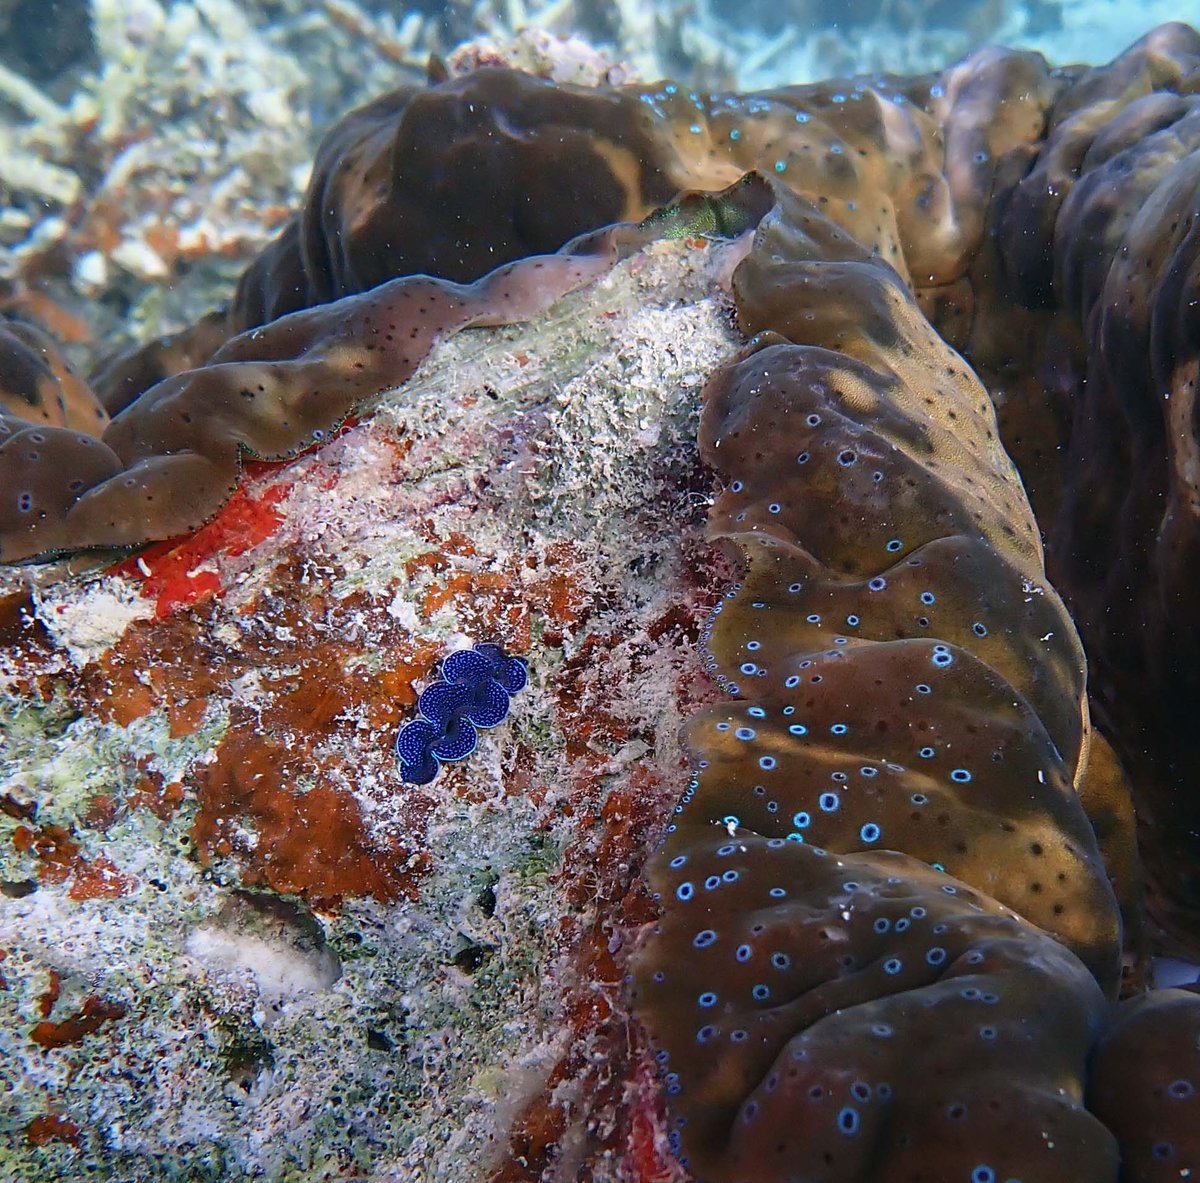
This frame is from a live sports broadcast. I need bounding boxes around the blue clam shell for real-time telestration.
[395,717,440,766]
[431,716,478,762]
[394,641,527,783]
[442,648,494,686]
[418,680,473,727]
[400,750,441,786]
[497,656,528,694]
[474,642,528,693]
[466,679,511,729]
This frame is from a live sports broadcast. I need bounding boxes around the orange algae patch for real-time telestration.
[38,970,62,1018]
[489,770,684,1183]
[72,551,458,908]
[192,723,431,908]
[25,1114,81,1147]
[183,618,443,907]
[488,591,712,1181]
[11,823,133,900]
[31,995,127,1048]
[412,536,594,650]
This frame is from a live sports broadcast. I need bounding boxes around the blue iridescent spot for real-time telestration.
[759,756,777,770]
[736,944,752,962]
[793,811,811,828]
[883,958,902,975]
[831,723,848,735]
[698,992,718,1008]
[860,823,881,843]
[847,614,860,626]
[951,769,972,783]
[693,929,717,948]
[886,539,902,552]
[927,947,947,965]
[838,1107,860,1135]
[752,984,770,1001]
[819,793,839,812]
[735,727,757,741]
[920,591,936,605]
[677,882,694,901]
[919,746,935,759]
[971,1168,995,1183]
[771,952,790,969]
[748,705,766,716]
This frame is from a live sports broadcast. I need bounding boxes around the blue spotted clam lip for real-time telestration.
[394,642,527,784]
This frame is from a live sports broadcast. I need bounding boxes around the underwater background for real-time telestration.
[3,3,1200,1183]
[0,0,1192,375]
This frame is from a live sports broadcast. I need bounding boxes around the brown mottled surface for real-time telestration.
[993,24,1200,951]
[0,316,107,435]
[1090,989,1200,1181]
[632,173,1123,1180]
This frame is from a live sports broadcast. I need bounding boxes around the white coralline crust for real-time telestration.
[0,233,737,1182]
[32,578,157,669]
[185,928,342,1000]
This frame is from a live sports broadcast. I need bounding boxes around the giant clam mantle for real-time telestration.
[3,21,1200,1183]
